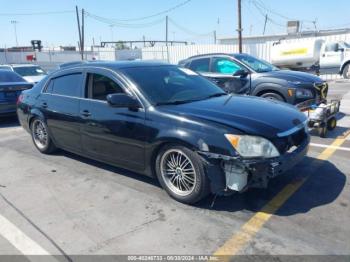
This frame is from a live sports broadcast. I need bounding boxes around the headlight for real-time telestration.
[295,88,313,98]
[225,134,280,158]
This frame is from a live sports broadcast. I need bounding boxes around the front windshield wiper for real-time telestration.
[155,93,227,106]
[204,92,227,99]
[155,99,201,106]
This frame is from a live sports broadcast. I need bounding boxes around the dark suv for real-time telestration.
[179,53,328,105]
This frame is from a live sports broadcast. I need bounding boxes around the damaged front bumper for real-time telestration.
[199,135,310,194]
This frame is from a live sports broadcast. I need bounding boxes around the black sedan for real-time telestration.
[0,69,33,116]
[179,53,328,105]
[17,61,309,204]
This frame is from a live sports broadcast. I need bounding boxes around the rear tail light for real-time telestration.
[17,94,24,105]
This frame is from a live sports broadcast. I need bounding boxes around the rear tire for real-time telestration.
[260,92,284,102]
[327,117,337,131]
[155,145,209,204]
[318,125,328,138]
[31,118,57,154]
[342,64,350,79]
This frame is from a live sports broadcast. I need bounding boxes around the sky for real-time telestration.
[0,0,350,48]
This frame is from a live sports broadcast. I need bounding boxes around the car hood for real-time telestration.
[159,95,307,139]
[22,75,46,83]
[259,70,324,84]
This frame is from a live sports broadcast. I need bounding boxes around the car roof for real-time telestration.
[13,64,40,67]
[61,60,170,70]
[7,64,40,68]
[184,53,252,60]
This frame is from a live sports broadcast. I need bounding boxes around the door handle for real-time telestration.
[322,53,325,57]
[81,110,91,117]
[41,102,48,108]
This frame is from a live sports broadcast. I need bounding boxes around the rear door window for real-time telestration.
[51,73,83,97]
[212,57,243,74]
[189,58,210,72]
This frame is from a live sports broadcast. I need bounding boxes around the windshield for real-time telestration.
[340,41,350,48]
[120,65,226,105]
[13,66,46,77]
[234,54,279,73]
[0,70,26,82]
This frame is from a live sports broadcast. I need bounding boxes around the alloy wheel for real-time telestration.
[160,149,197,196]
[32,119,48,150]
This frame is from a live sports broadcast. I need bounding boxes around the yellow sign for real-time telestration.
[281,48,308,56]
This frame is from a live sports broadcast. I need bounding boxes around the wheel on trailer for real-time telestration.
[327,117,337,131]
[318,125,328,138]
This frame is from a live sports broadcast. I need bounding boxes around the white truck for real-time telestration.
[271,39,350,78]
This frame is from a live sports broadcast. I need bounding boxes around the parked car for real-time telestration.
[179,53,328,105]
[0,70,33,116]
[17,61,309,204]
[1,64,47,84]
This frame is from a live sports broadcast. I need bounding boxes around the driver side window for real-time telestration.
[212,58,243,74]
[86,73,124,101]
[325,43,339,52]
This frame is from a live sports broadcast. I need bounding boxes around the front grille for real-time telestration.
[314,82,328,100]
[272,128,308,154]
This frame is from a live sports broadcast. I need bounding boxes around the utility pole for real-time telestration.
[143,35,146,47]
[213,30,217,44]
[75,6,82,59]
[165,16,169,62]
[10,20,19,47]
[81,8,85,60]
[81,9,85,58]
[263,14,268,35]
[237,0,242,53]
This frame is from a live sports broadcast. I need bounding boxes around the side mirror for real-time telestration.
[338,47,345,52]
[233,69,249,77]
[107,93,141,109]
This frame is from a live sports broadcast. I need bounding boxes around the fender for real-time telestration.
[252,82,286,97]
[26,108,49,135]
[144,126,233,176]
[144,127,230,193]
[29,108,45,125]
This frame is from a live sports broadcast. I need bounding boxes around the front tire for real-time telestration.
[342,64,350,79]
[260,92,284,102]
[31,118,57,154]
[155,145,209,204]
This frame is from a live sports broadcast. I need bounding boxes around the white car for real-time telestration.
[0,64,47,83]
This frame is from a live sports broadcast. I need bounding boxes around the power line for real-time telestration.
[251,0,314,24]
[87,0,193,22]
[85,11,165,28]
[168,18,212,37]
[250,1,285,27]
